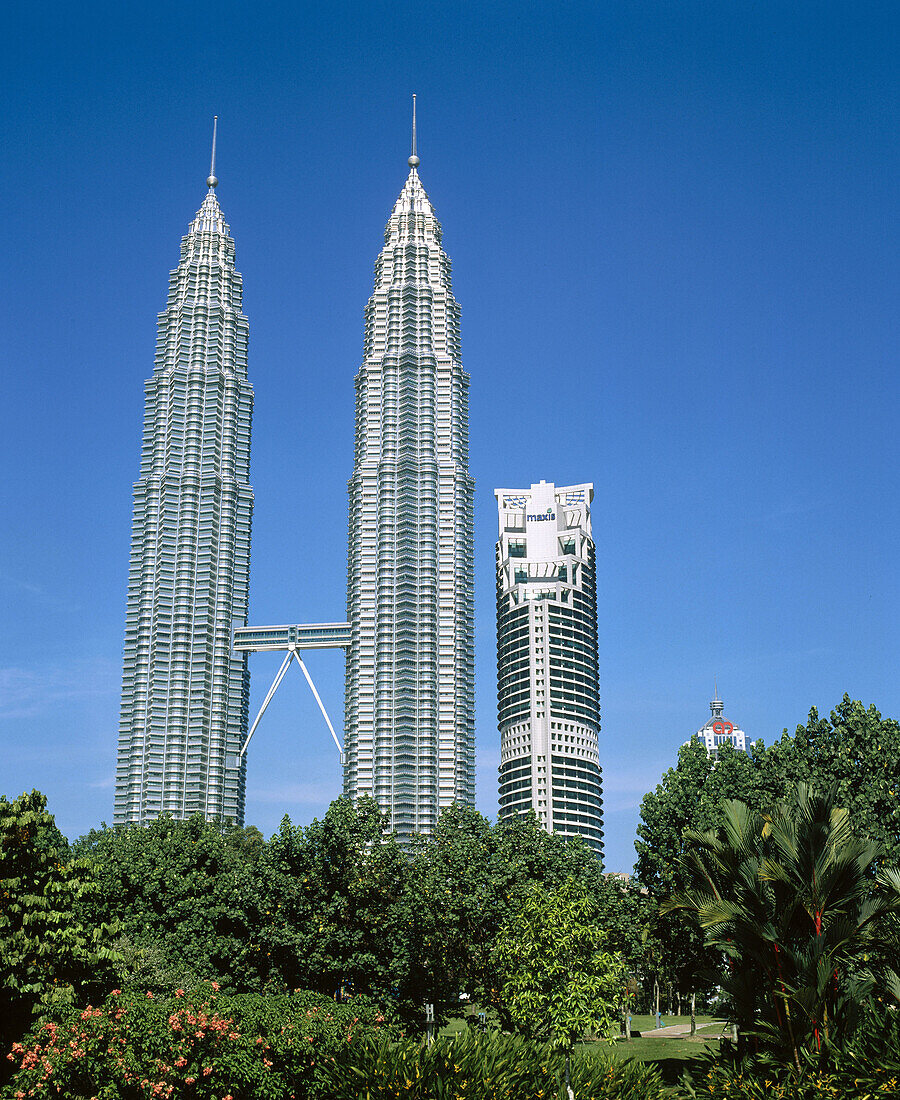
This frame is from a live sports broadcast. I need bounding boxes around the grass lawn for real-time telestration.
[607,1036,719,1061]
[441,1008,722,1086]
[582,1032,721,1088]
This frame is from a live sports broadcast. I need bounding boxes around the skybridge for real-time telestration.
[233,622,351,652]
[229,622,351,768]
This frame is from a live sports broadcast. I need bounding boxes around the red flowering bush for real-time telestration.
[2,985,394,1100]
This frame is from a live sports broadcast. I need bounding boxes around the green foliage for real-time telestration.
[589,877,655,976]
[568,1051,665,1100]
[404,805,606,1022]
[491,879,625,1051]
[72,813,260,995]
[663,783,900,1065]
[0,791,121,1048]
[635,695,900,1006]
[50,796,615,1032]
[3,985,394,1100]
[682,1033,900,1100]
[335,1030,662,1100]
[764,696,900,865]
[635,738,776,1005]
[636,738,772,903]
[250,796,412,1007]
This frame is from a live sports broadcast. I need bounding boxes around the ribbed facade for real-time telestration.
[114,185,254,826]
[344,163,475,838]
[495,481,603,857]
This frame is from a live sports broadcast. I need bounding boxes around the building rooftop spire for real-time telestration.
[207,115,218,190]
[710,680,724,719]
[408,94,420,169]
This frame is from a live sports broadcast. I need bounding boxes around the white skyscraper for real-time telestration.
[343,114,476,838]
[495,481,603,856]
[114,137,254,826]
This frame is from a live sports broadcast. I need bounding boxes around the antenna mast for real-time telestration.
[207,115,218,188]
[408,95,420,168]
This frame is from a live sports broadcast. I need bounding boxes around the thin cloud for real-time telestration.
[0,658,118,720]
[0,569,44,596]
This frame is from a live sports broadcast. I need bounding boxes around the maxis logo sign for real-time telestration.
[527,508,555,522]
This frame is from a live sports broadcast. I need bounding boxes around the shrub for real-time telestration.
[333,1030,663,1099]
[2,985,394,1100]
[681,1024,900,1100]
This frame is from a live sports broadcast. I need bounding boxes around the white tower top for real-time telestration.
[694,688,747,755]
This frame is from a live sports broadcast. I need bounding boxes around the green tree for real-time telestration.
[0,791,120,1050]
[403,805,606,1022]
[73,812,259,994]
[763,695,900,863]
[492,878,624,1095]
[636,697,900,1010]
[635,737,773,901]
[252,797,411,1008]
[663,783,900,1067]
[400,803,496,1015]
[635,738,774,1009]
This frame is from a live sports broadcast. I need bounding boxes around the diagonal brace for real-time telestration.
[238,649,293,758]
[295,654,344,765]
[234,646,344,765]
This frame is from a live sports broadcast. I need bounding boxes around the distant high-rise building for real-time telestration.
[693,690,747,755]
[114,137,254,826]
[343,111,476,837]
[495,480,604,857]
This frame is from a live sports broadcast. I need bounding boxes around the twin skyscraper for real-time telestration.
[114,115,602,855]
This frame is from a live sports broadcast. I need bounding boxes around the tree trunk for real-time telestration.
[654,979,660,1028]
[690,991,696,1036]
[565,1049,574,1100]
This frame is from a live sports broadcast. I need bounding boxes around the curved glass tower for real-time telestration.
[114,163,254,827]
[495,481,603,857]
[344,142,475,838]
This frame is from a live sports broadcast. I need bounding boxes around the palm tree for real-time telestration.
[662,783,900,1068]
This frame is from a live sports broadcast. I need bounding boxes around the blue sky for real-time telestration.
[1,1,897,872]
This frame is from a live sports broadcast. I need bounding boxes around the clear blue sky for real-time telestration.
[2,1,897,872]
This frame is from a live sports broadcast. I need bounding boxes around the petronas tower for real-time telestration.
[344,127,476,837]
[114,146,254,826]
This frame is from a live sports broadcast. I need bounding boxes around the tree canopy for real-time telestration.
[663,783,900,1064]
[492,878,624,1050]
[0,791,120,1049]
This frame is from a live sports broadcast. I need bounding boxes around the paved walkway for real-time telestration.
[637,1020,726,1038]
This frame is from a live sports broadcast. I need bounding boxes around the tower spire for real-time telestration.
[710,680,724,719]
[207,116,218,189]
[408,95,420,168]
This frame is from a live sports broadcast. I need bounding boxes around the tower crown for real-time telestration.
[189,191,228,236]
[385,95,440,244]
